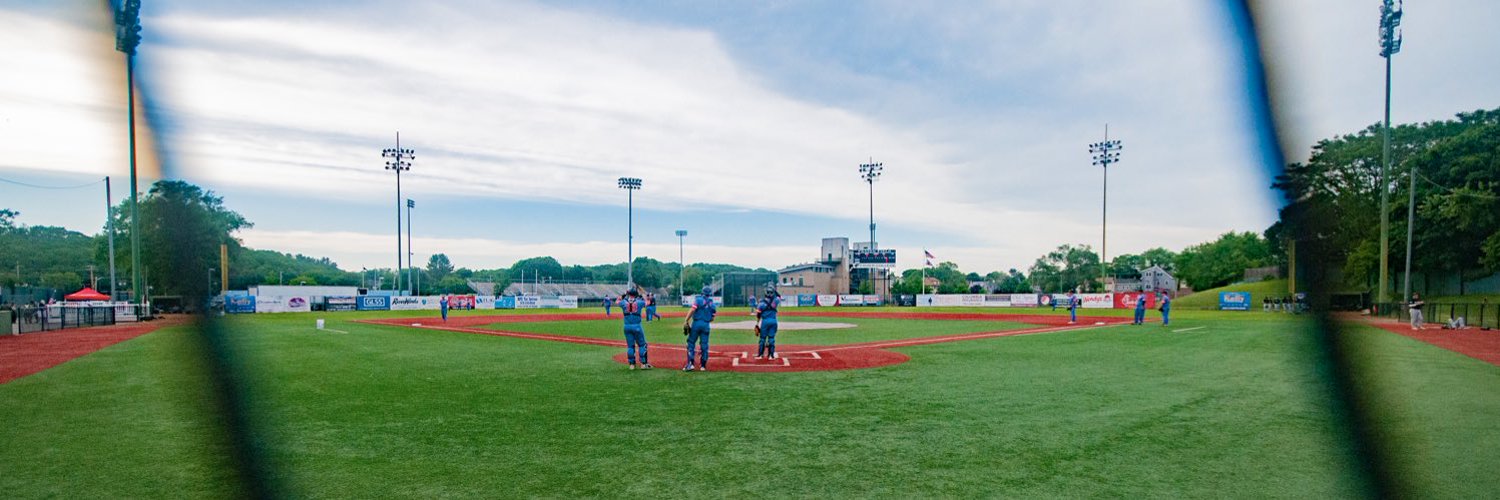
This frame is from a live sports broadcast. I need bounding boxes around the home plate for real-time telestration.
[714,320,856,330]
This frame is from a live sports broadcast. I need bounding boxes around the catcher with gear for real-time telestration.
[755,286,782,359]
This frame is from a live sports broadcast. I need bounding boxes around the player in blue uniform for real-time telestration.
[645,293,661,321]
[756,287,782,360]
[619,289,651,370]
[1158,291,1172,326]
[603,296,613,316]
[440,295,450,322]
[1066,291,1079,324]
[683,286,717,371]
[1133,293,1147,325]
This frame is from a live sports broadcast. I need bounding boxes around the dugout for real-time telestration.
[720,271,777,307]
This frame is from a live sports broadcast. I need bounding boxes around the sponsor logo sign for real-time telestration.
[838,294,863,306]
[256,296,311,313]
[515,296,540,309]
[447,295,477,310]
[862,295,881,306]
[1113,292,1157,310]
[495,296,516,309]
[357,295,390,311]
[680,295,725,307]
[1079,293,1113,309]
[1219,292,1251,311]
[390,296,436,311]
[326,296,357,311]
[558,296,579,309]
[851,249,897,269]
[816,294,840,307]
[959,294,985,307]
[1010,294,1039,307]
[226,295,256,314]
[982,295,1011,307]
[798,294,816,307]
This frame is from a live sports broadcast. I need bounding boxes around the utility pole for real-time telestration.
[1089,126,1123,290]
[105,176,118,300]
[407,199,415,295]
[676,229,687,297]
[617,177,642,287]
[383,133,414,293]
[114,0,143,304]
[1379,0,1407,303]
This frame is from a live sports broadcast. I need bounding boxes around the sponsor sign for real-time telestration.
[862,295,881,306]
[897,294,916,307]
[816,294,840,307]
[1219,292,1251,311]
[558,296,579,309]
[390,296,437,311]
[915,294,963,307]
[516,296,540,309]
[959,294,985,307]
[357,295,390,311]
[326,296,357,312]
[495,296,516,309]
[798,294,816,307]
[447,295,477,310]
[982,295,1011,307]
[256,296,311,313]
[681,295,725,307]
[1113,292,1158,310]
[838,294,864,306]
[1010,294,1040,307]
[1079,293,1113,309]
[226,295,256,314]
[851,249,897,269]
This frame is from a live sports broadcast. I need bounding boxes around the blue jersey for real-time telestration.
[691,296,717,323]
[1160,296,1171,311]
[1135,296,1146,310]
[1067,295,1078,310]
[621,298,643,327]
[758,296,781,322]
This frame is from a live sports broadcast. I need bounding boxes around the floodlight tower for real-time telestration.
[383,134,414,293]
[1090,127,1122,289]
[618,177,642,287]
[676,229,688,296]
[1378,0,1408,304]
[859,160,883,297]
[114,0,142,303]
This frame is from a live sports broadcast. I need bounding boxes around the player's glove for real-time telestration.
[754,324,762,337]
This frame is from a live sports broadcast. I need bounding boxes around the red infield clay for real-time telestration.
[361,313,1125,372]
[0,316,189,384]
[1359,317,1500,366]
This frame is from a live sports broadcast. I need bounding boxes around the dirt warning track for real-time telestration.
[362,314,1126,372]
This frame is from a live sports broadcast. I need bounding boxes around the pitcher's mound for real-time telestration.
[713,320,856,330]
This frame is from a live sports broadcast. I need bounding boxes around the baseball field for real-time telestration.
[2,308,1497,497]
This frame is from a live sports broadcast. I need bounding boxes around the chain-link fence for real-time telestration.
[8,304,122,334]
[1372,302,1498,330]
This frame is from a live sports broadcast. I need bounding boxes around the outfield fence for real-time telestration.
[1372,302,1498,330]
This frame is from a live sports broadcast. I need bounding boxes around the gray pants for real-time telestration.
[1410,308,1424,328]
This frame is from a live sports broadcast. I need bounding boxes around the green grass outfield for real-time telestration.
[2,309,1498,497]
[486,315,1039,345]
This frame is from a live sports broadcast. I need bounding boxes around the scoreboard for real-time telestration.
[851,249,896,269]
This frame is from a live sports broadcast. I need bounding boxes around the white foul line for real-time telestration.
[1172,326,1205,333]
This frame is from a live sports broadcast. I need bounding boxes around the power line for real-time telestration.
[0,176,105,190]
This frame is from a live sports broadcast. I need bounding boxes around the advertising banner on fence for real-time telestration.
[1219,292,1252,311]
[226,295,256,314]
[863,295,881,306]
[797,294,816,307]
[817,294,840,307]
[838,294,863,306]
[1112,292,1157,310]
[1010,294,1039,307]
[495,296,516,309]
[982,295,1011,307]
[448,295,477,310]
[256,296,310,313]
[390,296,438,311]
[680,295,726,307]
[325,296,357,311]
[516,296,540,309]
[1080,293,1113,308]
[357,295,390,311]
[558,296,579,309]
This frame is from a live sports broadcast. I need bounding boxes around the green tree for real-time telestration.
[40,272,83,293]
[1027,244,1101,292]
[1173,231,1273,290]
[426,254,454,282]
[105,180,251,299]
[508,257,564,283]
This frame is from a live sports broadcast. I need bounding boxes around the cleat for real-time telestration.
[629,364,636,370]
[699,365,708,372]
[642,364,653,370]
[683,364,694,372]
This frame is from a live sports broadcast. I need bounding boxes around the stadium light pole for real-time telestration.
[1090,126,1122,291]
[676,229,687,297]
[407,198,415,296]
[105,176,117,301]
[383,133,414,293]
[1379,0,1408,303]
[618,177,642,287]
[114,0,142,304]
[859,159,883,297]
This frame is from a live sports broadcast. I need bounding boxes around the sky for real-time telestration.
[2,0,1497,276]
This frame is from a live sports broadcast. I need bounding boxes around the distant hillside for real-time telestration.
[1175,279,1294,310]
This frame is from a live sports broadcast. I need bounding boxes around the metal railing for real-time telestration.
[6,304,152,334]
[1372,302,1497,329]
